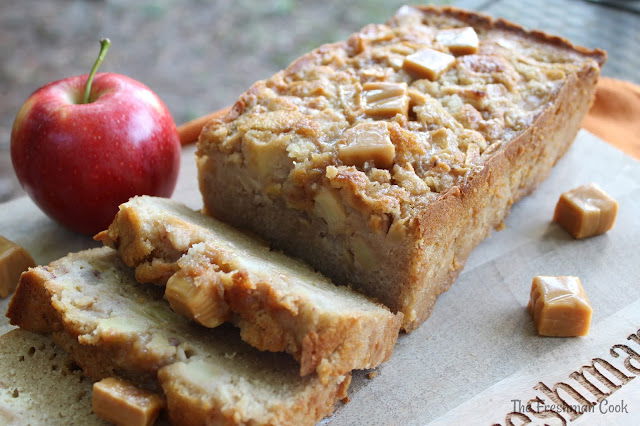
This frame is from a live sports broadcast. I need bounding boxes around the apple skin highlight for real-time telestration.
[11,72,181,235]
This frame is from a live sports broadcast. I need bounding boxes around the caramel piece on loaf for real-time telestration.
[528,276,592,337]
[553,183,618,239]
[403,48,456,80]
[7,248,351,426]
[338,122,396,169]
[196,5,606,331]
[436,27,479,55]
[362,82,409,118]
[0,235,35,298]
[96,196,401,380]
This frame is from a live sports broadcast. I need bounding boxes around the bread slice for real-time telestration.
[0,329,107,425]
[95,196,401,380]
[195,5,606,331]
[7,248,351,425]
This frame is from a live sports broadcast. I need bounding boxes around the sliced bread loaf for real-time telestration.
[95,196,401,380]
[7,248,350,425]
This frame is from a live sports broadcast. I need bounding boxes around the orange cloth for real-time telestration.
[582,77,640,160]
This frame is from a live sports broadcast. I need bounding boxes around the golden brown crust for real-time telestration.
[7,268,60,334]
[401,58,600,329]
[200,6,605,136]
[415,6,606,66]
[195,6,604,331]
[98,197,401,379]
[178,106,233,145]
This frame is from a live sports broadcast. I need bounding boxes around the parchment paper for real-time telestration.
[1,130,639,425]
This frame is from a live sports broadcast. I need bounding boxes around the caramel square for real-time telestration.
[93,377,164,426]
[553,183,618,239]
[338,122,395,169]
[362,82,409,118]
[0,236,35,298]
[402,48,455,80]
[527,276,592,337]
[436,27,479,55]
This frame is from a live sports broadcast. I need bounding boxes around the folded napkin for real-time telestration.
[582,77,640,160]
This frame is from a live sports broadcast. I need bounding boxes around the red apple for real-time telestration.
[11,39,181,235]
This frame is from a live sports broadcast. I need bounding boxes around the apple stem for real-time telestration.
[82,38,111,104]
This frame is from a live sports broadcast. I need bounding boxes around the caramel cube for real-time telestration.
[165,269,230,328]
[527,276,592,337]
[553,183,618,239]
[362,82,408,118]
[402,48,455,80]
[338,122,395,168]
[436,27,479,55]
[92,377,164,426]
[0,235,35,298]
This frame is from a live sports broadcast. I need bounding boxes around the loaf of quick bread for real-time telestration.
[196,5,606,330]
[96,196,401,380]
[7,248,351,425]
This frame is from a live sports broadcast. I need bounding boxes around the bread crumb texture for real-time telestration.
[97,196,401,380]
[0,330,107,425]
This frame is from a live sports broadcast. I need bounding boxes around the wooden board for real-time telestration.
[1,130,639,425]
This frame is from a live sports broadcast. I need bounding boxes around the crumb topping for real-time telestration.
[199,6,594,224]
